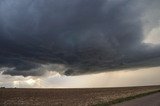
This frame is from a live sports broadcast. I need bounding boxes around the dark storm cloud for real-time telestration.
[0,0,160,76]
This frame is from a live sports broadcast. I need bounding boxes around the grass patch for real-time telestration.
[93,90,160,106]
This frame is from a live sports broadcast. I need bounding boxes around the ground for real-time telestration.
[0,85,160,106]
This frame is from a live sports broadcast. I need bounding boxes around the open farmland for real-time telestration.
[0,85,160,106]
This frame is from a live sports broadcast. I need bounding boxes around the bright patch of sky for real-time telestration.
[1,67,160,88]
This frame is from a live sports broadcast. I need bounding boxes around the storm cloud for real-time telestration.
[0,0,160,76]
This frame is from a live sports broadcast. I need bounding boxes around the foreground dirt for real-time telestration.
[0,86,160,106]
[113,92,160,106]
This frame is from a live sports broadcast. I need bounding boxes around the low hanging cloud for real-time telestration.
[0,0,160,76]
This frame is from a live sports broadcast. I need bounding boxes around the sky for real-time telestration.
[0,0,160,88]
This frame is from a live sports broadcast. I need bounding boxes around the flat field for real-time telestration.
[0,85,160,106]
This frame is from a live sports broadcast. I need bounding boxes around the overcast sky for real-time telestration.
[0,0,160,88]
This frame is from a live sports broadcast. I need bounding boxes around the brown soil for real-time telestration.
[0,85,160,106]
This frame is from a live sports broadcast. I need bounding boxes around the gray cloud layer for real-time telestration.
[0,0,160,76]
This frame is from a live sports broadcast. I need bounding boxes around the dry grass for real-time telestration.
[0,85,160,106]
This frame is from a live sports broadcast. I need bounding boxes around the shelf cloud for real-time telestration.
[0,0,160,76]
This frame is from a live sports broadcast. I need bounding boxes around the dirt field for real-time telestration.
[0,85,160,106]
